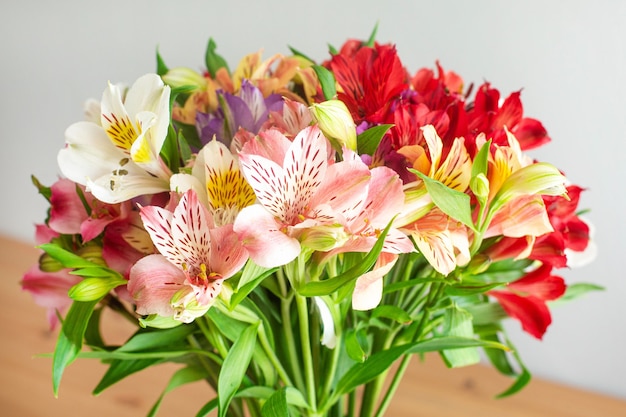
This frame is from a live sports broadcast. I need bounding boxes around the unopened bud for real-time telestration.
[300,224,349,252]
[470,173,490,204]
[68,275,125,301]
[39,253,64,272]
[77,242,106,266]
[310,100,357,151]
[162,67,207,90]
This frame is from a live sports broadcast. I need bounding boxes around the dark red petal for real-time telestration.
[511,117,551,150]
[530,233,568,267]
[509,264,567,301]
[489,291,552,339]
[493,91,523,129]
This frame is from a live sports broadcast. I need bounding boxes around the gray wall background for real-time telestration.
[1,0,624,399]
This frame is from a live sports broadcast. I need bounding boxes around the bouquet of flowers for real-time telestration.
[23,28,598,417]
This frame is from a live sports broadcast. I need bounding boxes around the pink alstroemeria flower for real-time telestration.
[233,125,372,268]
[321,162,415,310]
[21,224,81,330]
[128,189,248,323]
[22,265,82,330]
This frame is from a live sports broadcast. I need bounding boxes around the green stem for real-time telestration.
[277,270,306,393]
[374,282,446,416]
[257,324,294,386]
[374,354,411,417]
[359,329,394,417]
[319,330,342,408]
[296,294,317,411]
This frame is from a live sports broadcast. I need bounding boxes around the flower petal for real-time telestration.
[233,204,300,268]
[127,254,186,317]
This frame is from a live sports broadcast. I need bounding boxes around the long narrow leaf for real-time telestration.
[94,358,163,395]
[52,299,99,396]
[333,336,508,399]
[218,323,259,417]
[39,243,101,269]
[298,220,393,296]
[147,366,209,417]
[196,398,219,417]
[312,65,336,100]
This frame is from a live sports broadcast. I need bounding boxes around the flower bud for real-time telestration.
[68,275,125,301]
[310,100,357,151]
[300,224,349,252]
[162,67,207,90]
[470,173,490,205]
[39,253,64,272]
[77,242,106,266]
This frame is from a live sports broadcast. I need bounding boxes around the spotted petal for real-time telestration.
[170,190,214,269]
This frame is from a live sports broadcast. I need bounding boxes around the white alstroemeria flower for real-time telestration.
[58,74,172,203]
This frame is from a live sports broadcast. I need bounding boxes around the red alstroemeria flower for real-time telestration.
[523,185,591,268]
[466,83,551,152]
[329,43,408,124]
[543,185,591,252]
[489,264,566,339]
[409,61,468,143]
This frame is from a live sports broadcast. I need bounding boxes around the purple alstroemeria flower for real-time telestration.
[196,79,283,147]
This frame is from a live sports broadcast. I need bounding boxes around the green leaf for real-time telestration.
[175,121,203,149]
[383,277,445,294]
[328,43,338,55]
[345,329,366,363]
[70,267,117,278]
[218,323,259,417]
[411,170,476,231]
[147,366,209,417]
[440,304,480,367]
[156,47,169,76]
[312,65,337,100]
[552,282,604,304]
[196,398,219,417]
[31,175,52,201]
[287,45,314,63]
[333,336,508,399]
[261,387,289,417]
[238,260,277,292]
[496,347,532,398]
[371,305,412,324]
[52,300,99,396]
[481,331,517,377]
[68,275,127,301]
[118,325,196,352]
[230,268,276,309]
[297,219,393,296]
[38,243,102,269]
[465,302,508,326]
[84,307,105,349]
[236,386,309,409]
[159,124,181,172]
[364,22,379,47]
[471,139,491,179]
[205,38,229,78]
[177,129,193,165]
[94,358,163,395]
[445,281,504,296]
[357,124,392,156]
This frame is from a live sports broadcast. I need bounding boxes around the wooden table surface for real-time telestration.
[2,235,625,417]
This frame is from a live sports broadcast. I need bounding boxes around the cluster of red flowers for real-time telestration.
[326,39,592,338]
